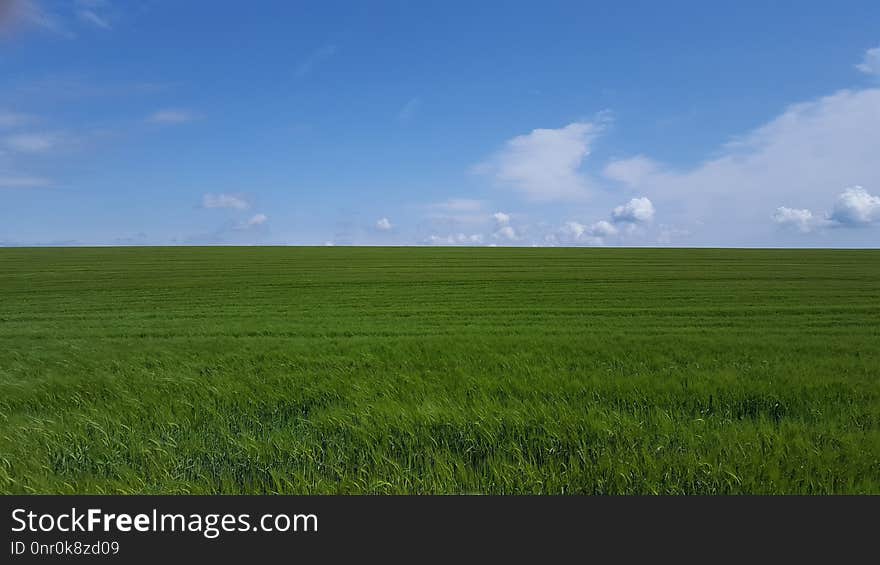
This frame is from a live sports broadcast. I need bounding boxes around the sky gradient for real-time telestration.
[1,0,879,247]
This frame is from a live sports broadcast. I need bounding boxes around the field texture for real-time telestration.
[0,247,878,494]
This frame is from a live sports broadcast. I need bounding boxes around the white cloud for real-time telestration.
[856,46,880,76]
[554,197,653,246]
[426,233,484,245]
[471,61,880,245]
[589,220,618,237]
[556,219,616,245]
[229,212,268,232]
[75,1,112,29]
[774,186,880,232]
[492,211,511,225]
[542,233,559,245]
[202,193,249,210]
[77,9,110,29]
[772,207,815,232]
[295,44,337,78]
[560,221,586,240]
[3,132,59,153]
[603,155,659,187]
[493,225,517,241]
[612,197,655,224]
[488,211,518,241]
[0,175,51,188]
[459,233,483,244]
[376,217,392,231]
[475,120,605,201]
[244,213,268,227]
[148,109,195,124]
[604,88,880,245]
[829,186,880,226]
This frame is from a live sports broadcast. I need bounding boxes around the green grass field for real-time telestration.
[0,247,878,494]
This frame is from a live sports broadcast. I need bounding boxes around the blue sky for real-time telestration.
[1,0,879,247]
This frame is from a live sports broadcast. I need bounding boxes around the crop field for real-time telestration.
[0,247,878,494]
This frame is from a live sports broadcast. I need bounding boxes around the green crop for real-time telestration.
[0,247,877,494]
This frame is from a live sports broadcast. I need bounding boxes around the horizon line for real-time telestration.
[2,245,879,251]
